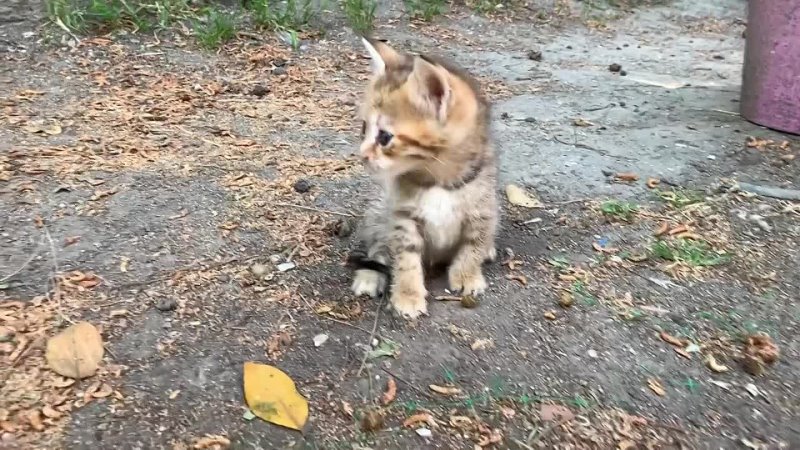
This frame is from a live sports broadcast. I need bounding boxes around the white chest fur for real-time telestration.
[417,187,461,251]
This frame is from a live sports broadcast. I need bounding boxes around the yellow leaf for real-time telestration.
[243,362,308,431]
[45,321,104,379]
[505,184,543,208]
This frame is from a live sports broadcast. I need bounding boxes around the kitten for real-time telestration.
[350,38,498,319]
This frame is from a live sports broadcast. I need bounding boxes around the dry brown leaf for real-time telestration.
[92,383,113,398]
[403,413,436,429]
[449,415,472,429]
[470,338,493,351]
[243,362,308,430]
[741,354,765,376]
[654,222,670,236]
[614,172,640,182]
[429,384,462,396]
[668,224,689,235]
[499,406,516,419]
[477,428,503,446]
[64,236,81,247]
[382,378,397,405]
[505,274,527,286]
[193,435,230,449]
[659,331,687,348]
[505,184,543,208]
[705,354,729,373]
[744,333,779,365]
[361,409,384,432]
[646,178,661,189]
[674,231,702,241]
[544,310,557,320]
[28,410,44,431]
[647,378,666,396]
[674,348,692,360]
[41,405,62,419]
[540,404,574,422]
[45,321,104,379]
[341,401,354,418]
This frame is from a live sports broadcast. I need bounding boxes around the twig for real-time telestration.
[320,316,374,335]
[274,202,357,218]
[54,17,79,44]
[380,367,435,400]
[1,236,43,283]
[552,134,607,154]
[738,182,800,201]
[356,295,385,377]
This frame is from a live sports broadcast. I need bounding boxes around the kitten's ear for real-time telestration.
[408,56,451,121]
[361,37,401,76]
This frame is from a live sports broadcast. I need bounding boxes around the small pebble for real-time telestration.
[460,295,479,309]
[249,84,270,97]
[619,69,627,76]
[527,49,542,61]
[609,63,622,73]
[588,349,599,358]
[155,298,177,312]
[277,262,296,272]
[293,179,311,193]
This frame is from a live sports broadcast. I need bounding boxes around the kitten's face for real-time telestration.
[358,39,454,177]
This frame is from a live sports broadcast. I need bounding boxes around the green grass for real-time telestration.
[470,0,505,14]
[650,239,730,267]
[600,199,638,222]
[571,280,597,306]
[655,189,704,208]
[194,8,237,49]
[248,0,317,37]
[404,0,446,21]
[45,0,194,32]
[342,0,376,33]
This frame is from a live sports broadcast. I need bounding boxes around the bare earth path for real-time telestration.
[1,1,798,449]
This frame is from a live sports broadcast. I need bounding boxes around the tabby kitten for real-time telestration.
[351,38,498,319]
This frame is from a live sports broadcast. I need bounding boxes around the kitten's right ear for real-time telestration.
[361,37,401,76]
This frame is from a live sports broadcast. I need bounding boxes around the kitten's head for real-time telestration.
[357,38,487,180]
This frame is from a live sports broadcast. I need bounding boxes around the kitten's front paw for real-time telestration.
[389,290,428,319]
[449,267,488,295]
[351,269,386,298]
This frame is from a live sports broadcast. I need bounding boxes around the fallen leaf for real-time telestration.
[540,404,574,422]
[90,188,117,201]
[705,354,729,373]
[169,390,181,400]
[415,427,432,438]
[667,224,689,235]
[41,405,62,419]
[34,215,45,228]
[45,321,104,379]
[505,274,527,286]
[572,117,594,127]
[558,291,574,308]
[674,348,692,360]
[654,222,670,236]
[92,383,113,398]
[741,354,765,376]
[477,428,503,446]
[243,362,309,431]
[193,435,230,449]
[499,406,516,419]
[403,413,436,429]
[119,257,129,273]
[647,378,666,396]
[341,401,354,418]
[429,384,461,396]
[619,440,636,450]
[382,378,397,405]
[449,415,472,429]
[505,184,543,208]
[109,309,128,318]
[366,338,399,360]
[64,236,81,247]
[242,409,256,421]
[28,410,45,431]
[646,178,661,189]
[659,331,687,347]
[614,172,640,182]
[544,310,557,320]
[470,338,493,351]
[744,333,779,365]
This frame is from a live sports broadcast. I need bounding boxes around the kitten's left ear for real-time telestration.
[408,56,452,121]
[361,37,402,76]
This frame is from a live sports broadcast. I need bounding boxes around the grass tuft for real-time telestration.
[342,0,376,33]
[404,0,446,21]
[600,199,638,222]
[194,8,237,49]
[650,239,730,267]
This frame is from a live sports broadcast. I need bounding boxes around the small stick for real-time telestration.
[380,367,435,400]
[356,297,384,377]
[274,202,358,218]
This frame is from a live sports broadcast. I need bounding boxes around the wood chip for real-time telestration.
[429,384,462,396]
[647,378,666,396]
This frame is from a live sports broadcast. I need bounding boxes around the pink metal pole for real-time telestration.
[740,1,800,135]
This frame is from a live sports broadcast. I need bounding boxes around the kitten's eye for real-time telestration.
[376,129,393,146]
[360,120,366,137]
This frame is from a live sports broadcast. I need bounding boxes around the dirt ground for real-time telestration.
[2,0,799,449]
